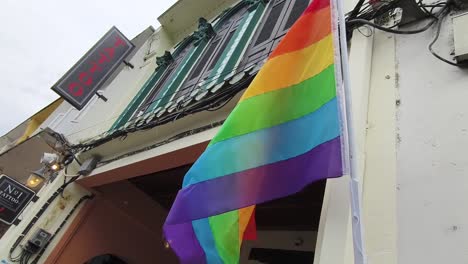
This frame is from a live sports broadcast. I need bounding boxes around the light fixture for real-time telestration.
[164,241,171,249]
[26,167,47,188]
[50,163,60,171]
[162,236,171,250]
[40,153,61,171]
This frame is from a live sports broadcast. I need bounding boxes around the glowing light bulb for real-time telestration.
[164,241,171,249]
[51,163,60,171]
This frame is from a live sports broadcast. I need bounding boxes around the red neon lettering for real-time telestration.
[89,62,102,74]
[78,72,92,86]
[98,52,110,64]
[114,36,125,47]
[103,47,115,60]
[69,82,83,97]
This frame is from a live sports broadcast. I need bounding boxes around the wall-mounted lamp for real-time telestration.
[164,240,171,249]
[40,153,61,171]
[26,167,47,188]
[26,151,76,188]
[50,163,60,171]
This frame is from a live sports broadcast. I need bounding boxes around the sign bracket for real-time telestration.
[51,26,134,110]
[95,92,108,102]
[123,60,134,69]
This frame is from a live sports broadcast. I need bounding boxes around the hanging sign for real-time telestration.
[0,175,36,225]
[52,26,134,110]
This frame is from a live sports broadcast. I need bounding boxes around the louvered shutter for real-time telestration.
[240,0,310,70]
[175,5,249,99]
[132,44,193,118]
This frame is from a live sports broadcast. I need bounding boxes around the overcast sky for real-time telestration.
[0,0,177,136]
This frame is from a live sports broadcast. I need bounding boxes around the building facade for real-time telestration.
[1,0,467,263]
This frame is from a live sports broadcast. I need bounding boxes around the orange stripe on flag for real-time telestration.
[270,7,331,59]
[241,35,334,101]
[238,206,256,243]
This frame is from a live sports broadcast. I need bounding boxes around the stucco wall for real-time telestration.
[396,17,468,263]
[45,181,177,264]
[36,27,170,144]
[0,173,90,263]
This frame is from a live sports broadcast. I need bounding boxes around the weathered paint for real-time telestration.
[396,17,468,264]
[111,67,167,129]
[203,2,266,89]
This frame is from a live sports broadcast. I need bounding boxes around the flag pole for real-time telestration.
[333,0,368,263]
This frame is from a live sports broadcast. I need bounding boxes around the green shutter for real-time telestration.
[110,66,167,130]
[202,2,266,89]
[148,39,209,111]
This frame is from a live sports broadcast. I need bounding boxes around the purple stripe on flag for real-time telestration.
[164,222,207,264]
[166,137,342,225]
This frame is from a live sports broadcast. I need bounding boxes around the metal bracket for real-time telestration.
[123,60,134,69]
[13,218,21,226]
[95,91,108,102]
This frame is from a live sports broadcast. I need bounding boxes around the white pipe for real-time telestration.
[333,0,368,263]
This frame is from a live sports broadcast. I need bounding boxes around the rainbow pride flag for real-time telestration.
[164,0,344,262]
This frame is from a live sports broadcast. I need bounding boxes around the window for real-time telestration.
[175,4,251,99]
[111,20,214,128]
[111,1,268,129]
[132,43,194,118]
[239,0,310,70]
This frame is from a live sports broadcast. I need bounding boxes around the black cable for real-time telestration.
[418,0,438,17]
[357,25,373,37]
[349,0,367,20]
[130,45,272,114]
[73,156,82,166]
[98,120,225,166]
[60,172,79,198]
[69,0,459,153]
[19,252,30,264]
[9,173,82,262]
[345,0,426,37]
[70,73,254,152]
[427,8,468,67]
[206,94,237,111]
[30,194,94,264]
[93,78,250,160]
[10,250,24,262]
[347,16,437,34]
[25,253,32,264]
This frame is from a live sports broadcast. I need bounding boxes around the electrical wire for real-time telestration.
[29,194,94,264]
[9,250,24,262]
[427,8,468,67]
[92,77,255,165]
[344,0,452,36]
[67,0,465,154]
[97,120,225,166]
[73,156,82,166]
[346,0,465,67]
[8,172,83,263]
[70,73,254,152]
[356,25,374,37]
[347,16,438,34]
[348,0,367,20]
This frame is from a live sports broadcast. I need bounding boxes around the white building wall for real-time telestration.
[5,0,468,263]
[320,13,468,264]
[395,17,468,264]
[36,27,172,144]
[0,171,90,263]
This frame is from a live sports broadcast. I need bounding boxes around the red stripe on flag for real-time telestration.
[305,0,330,14]
[242,208,257,241]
